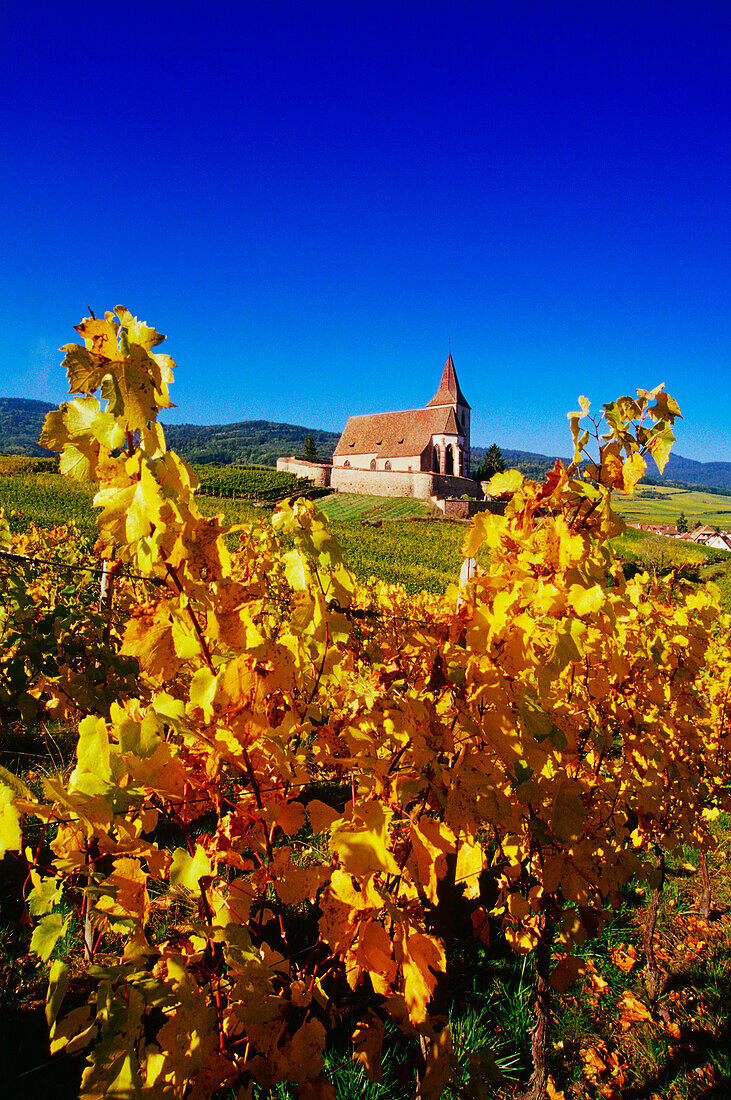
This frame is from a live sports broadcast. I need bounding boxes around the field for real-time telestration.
[0,464,466,593]
[4,463,731,600]
[616,483,731,529]
[0,467,96,541]
[317,492,436,522]
[194,464,311,500]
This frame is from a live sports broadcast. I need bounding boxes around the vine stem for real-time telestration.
[243,749,290,948]
[643,847,666,1000]
[198,878,226,1055]
[699,849,712,919]
[163,559,214,670]
[515,912,552,1100]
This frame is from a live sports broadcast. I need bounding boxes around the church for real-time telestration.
[277,352,480,504]
[332,352,471,477]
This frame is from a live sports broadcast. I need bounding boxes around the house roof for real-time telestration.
[333,405,461,458]
[689,525,717,542]
[427,352,470,409]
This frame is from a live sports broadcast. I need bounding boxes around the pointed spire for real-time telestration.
[427,351,470,409]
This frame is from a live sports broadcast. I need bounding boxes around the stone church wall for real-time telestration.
[331,467,481,500]
[276,458,331,487]
[436,498,507,519]
[276,458,483,501]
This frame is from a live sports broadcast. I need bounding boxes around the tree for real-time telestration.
[677,511,689,533]
[474,442,505,482]
[302,434,318,462]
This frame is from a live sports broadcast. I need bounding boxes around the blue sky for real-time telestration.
[1,1,729,461]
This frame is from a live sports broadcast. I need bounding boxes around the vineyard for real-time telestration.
[194,466,313,502]
[1,308,730,1100]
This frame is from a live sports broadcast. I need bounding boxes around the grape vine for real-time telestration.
[0,308,728,1099]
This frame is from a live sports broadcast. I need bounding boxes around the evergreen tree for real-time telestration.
[677,511,689,533]
[474,443,506,482]
[302,434,318,462]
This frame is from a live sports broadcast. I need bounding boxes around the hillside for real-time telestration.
[164,419,340,465]
[0,398,340,466]
[0,398,56,456]
[1,396,729,489]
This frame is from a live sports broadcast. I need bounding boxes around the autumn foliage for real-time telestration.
[0,308,730,1098]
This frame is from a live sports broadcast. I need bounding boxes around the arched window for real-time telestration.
[370,459,376,470]
[432,446,440,473]
[445,445,454,476]
[385,460,392,471]
[343,460,350,468]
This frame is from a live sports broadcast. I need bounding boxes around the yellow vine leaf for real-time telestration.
[45,959,70,1029]
[30,913,70,962]
[619,990,652,1028]
[170,844,212,896]
[455,836,484,899]
[547,1075,567,1099]
[486,468,524,496]
[352,1012,384,1083]
[70,715,112,795]
[330,801,400,876]
[420,1027,454,1100]
[0,783,22,856]
[462,511,505,557]
[355,919,397,993]
[74,315,122,359]
[279,1018,327,1084]
[622,452,645,494]
[410,818,455,904]
[646,422,676,473]
[400,931,446,1024]
[122,602,181,683]
[50,1004,97,1056]
[551,779,585,844]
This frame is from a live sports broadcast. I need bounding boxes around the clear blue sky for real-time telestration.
[1,1,729,461]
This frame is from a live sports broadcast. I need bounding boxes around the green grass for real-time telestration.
[0,470,96,541]
[317,493,436,522]
[328,519,467,593]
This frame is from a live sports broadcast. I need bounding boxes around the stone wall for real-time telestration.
[436,498,508,519]
[430,474,482,500]
[330,467,431,498]
[276,457,332,488]
[276,457,487,502]
[330,467,482,501]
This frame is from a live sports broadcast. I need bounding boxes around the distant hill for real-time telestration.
[651,452,731,492]
[0,397,339,466]
[473,443,731,493]
[471,446,570,480]
[163,420,340,466]
[0,398,56,456]
[1,396,729,490]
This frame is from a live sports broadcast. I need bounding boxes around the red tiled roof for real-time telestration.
[427,352,470,409]
[333,405,461,458]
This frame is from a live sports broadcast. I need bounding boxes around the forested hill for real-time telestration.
[0,397,340,465]
[1,395,729,489]
[163,420,340,465]
[0,398,56,456]
[472,445,731,492]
